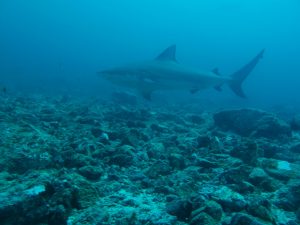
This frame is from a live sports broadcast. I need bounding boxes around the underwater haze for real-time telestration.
[1,0,300,108]
[2,1,300,225]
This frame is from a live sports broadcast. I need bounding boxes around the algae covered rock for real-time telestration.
[190,200,223,225]
[166,198,193,222]
[214,187,247,212]
[291,114,300,130]
[0,171,86,225]
[247,197,275,223]
[190,211,215,225]
[261,159,299,181]
[290,143,300,153]
[214,108,291,139]
[230,139,259,165]
[1,94,300,225]
[199,185,247,212]
[230,213,266,225]
[168,153,186,170]
[248,167,269,185]
[109,145,136,167]
[78,165,103,180]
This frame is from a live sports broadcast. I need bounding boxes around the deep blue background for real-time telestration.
[0,0,299,109]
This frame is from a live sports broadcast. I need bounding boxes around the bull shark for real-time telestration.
[98,45,264,100]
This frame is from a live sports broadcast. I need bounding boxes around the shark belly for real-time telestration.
[142,67,227,92]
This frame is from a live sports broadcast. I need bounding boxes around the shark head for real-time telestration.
[98,45,177,90]
[98,64,144,87]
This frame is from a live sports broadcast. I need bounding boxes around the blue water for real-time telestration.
[0,0,299,109]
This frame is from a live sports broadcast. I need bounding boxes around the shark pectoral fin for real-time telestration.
[190,88,199,94]
[155,45,177,62]
[140,89,153,101]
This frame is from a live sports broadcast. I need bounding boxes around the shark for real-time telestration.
[98,45,264,100]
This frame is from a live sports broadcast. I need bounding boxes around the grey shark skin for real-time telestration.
[98,45,264,100]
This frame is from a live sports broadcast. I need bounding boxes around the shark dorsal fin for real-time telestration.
[155,45,177,62]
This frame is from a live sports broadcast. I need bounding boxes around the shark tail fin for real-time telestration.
[229,49,265,98]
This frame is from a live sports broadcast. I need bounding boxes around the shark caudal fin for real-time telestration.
[229,49,265,98]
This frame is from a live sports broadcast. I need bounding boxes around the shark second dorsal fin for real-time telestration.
[155,45,177,62]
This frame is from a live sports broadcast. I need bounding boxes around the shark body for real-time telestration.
[98,45,264,100]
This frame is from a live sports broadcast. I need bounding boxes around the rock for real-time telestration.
[235,181,255,194]
[64,154,95,168]
[78,165,103,180]
[248,167,269,185]
[213,186,247,212]
[69,187,177,225]
[214,108,291,139]
[290,143,300,153]
[261,159,297,181]
[186,114,205,125]
[297,208,300,221]
[0,173,79,225]
[90,127,104,138]
[145,142,166,160]
[7,149,52,174]
[254,115,291,140]
[109,145,136,167]
[259,177,282,192]
[150,123,167,133]
[189,197,223,224]
[24,184,47,197]
[196,135,211,148]
[126,120,147,128]
[166,198,192,222]
[230,213,266,225]
[230,139,259,165]
[145,160,172,178]
[289,180,300,201]
[190,212,215,225]
[223,165,252,184]
[213,109,267,135]
[215,190,247,212]
[112,127,141,147]
[0,184,47,222]
[272,181,300,211]
[272,208,299,225]
[195,158,219,168]
[73,176,100,209]
[291,114,300,130]
[247,197,274,222]
[203,200,223,221]
[3,95,300,225]
[261,143,285,158]
[168,153,186,170]
[199,185,247,212]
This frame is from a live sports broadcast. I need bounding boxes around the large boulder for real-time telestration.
[291,114,300,130]
[214,108,291,139]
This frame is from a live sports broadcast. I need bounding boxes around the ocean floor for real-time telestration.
[0,93,300,225]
